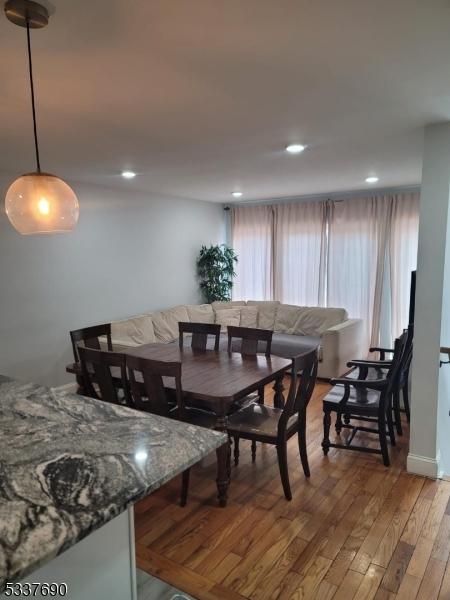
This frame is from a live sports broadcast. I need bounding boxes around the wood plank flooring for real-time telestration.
[135,379,450,600]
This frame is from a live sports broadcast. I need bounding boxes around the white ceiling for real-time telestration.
[1,0,450,203]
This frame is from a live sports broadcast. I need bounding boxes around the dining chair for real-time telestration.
[126,354,202,507]
[78,346,131,406]
[227,325,274,460]
[178,322,221,351]
[322,332,407,466]
[70,323,112,363]
[346,324,413,435]
[227,349,318,501]
[227,325,273,356]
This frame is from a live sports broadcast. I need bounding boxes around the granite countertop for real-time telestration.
[0,376,226,590]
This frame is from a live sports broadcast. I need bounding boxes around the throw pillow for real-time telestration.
[240,306,258,328]
[215,308,241,333]
[185,304,215,323]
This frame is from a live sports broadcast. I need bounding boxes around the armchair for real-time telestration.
[322,332,407,466]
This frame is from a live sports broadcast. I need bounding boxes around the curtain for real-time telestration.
[231,205,273,300]
[388,192,419,339]
[230,192,420,349]
[326,196,391,350]
[274,201,327,306]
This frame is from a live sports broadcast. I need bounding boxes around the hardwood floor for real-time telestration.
[135,379,450,600]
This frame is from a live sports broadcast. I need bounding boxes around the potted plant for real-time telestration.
[197,244,238,303]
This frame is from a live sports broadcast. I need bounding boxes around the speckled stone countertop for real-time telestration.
[0,376,226,590]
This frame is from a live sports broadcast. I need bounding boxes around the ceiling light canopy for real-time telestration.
[4,0,79,235]
[286,144,306,154]
[365,176,379,184]
[122,170,136,179]
[231,191,243,198]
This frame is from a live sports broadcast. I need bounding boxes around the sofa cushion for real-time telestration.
[240,306,258,328]
[212,300,246,311]
[152,305,190,342]
[275,305,348,337]
[215,308,241,332]
[274,304,306,334]
[186,304,214,324]
[298,307,348,336]
[247,300,281,330]
[110,314,156,347]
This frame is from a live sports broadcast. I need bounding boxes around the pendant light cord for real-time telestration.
[26,20,41,173]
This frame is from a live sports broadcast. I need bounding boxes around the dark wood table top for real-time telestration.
[124,344,291,404]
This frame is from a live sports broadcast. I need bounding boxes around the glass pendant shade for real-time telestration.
[5,172,79,235]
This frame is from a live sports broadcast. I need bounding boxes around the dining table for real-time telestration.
[66,343,292,506]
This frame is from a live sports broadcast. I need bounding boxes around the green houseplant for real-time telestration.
[197,244,238,303]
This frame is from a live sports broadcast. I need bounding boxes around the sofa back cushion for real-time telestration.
[247,300,281,330]
[152,305,190,342]
[110,314,156,347]
[275,305,348,336]
[239,306,258,328]
[215,308,241,332]
[186,304,214,323]
[211,300,246,311]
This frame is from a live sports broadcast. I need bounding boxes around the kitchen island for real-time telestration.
[0,375,226,599]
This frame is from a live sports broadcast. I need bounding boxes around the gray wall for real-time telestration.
[0,179,225,386]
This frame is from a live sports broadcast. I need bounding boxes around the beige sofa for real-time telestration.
[105,301,364,379]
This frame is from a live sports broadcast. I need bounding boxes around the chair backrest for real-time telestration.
[178,322,221,351]
[398,324,414,385]
[70,323,112,363]
[278,349,318,434]
[378,331,408,411]
[227,326,273,356]
[78,346,130,406]
[126,355,183,417]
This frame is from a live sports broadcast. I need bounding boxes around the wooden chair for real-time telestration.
[126,355,195,506]
[78,346,131,406]
[179,322,221,351]
[227,325,273,356]
[322,332,407,466]
[227,325,274,459]
[346,325,413,435]
[70,323,112,363]
[227,349,318,501]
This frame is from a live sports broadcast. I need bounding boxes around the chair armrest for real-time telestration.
[330,377,386,391]
[347,359,392,368]
[369,346,394,360]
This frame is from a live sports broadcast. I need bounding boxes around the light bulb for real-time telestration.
[38,197,50,215]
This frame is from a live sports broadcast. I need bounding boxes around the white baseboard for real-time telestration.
[407,451,443,479]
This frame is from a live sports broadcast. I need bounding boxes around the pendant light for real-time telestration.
[4,0,79,235]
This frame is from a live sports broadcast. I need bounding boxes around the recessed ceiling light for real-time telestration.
[121,170,136,179]
[286,144,306,154]
[365,176,379,184]
[231,191,243,198]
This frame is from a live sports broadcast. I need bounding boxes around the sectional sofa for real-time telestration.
[104,300,364,379]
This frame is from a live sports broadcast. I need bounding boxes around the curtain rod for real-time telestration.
[225,184,420,209]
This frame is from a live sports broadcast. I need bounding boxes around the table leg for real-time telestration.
[215,415,230,507]
[273,375,285,409]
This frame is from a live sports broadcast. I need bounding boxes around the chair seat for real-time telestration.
[172,406,217,429]
[323,384,381,413]
[227,404,298,438]
[229,391,259,413]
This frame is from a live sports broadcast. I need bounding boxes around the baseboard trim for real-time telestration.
[407,451,443,479]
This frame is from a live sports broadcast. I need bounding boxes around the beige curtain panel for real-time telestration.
[231,191,419,348]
